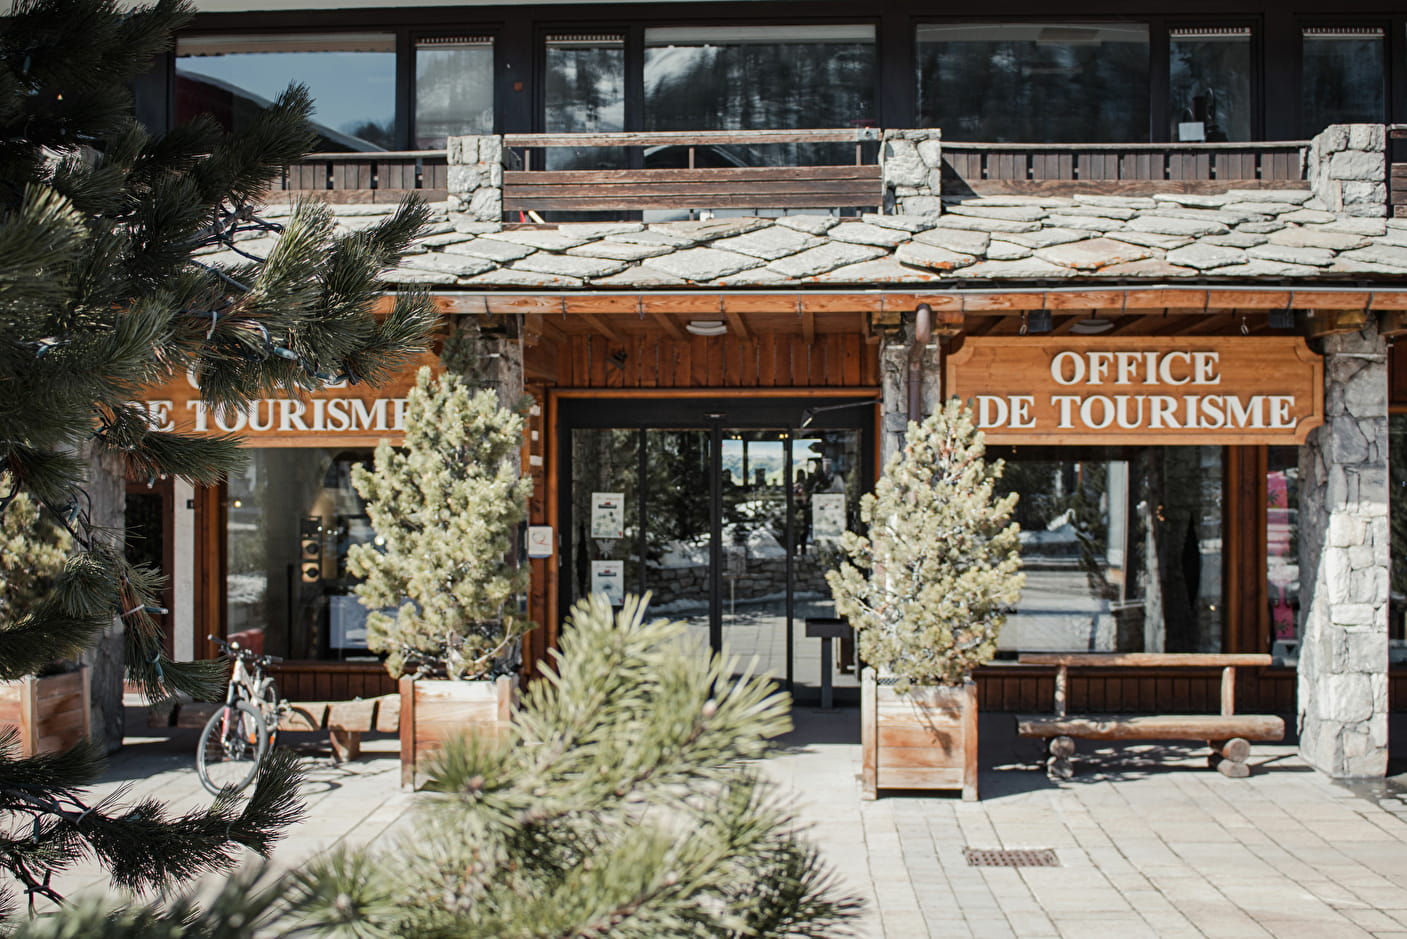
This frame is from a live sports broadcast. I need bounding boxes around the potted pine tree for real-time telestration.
[348,364,533,788]
[826,399,1023,801]
[0,492,88,756]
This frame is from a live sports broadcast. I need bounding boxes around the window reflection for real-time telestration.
[916,23,1150,143]
[176,34,396,152]
[994,447,1223,653]
[545,34,626,171]
[414,37,494,149]
[226,449,376,661]
[1301,27,1385,133]
[1170,27,1252,142]
[643,25,876,167]
[1266,447,1299,659]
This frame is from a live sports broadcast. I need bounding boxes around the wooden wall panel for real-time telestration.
[271,662,396,702]
[553,334,878,389]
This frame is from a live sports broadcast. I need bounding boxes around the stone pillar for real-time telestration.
[878,316,943,466]
[446,135,504,225]
[1306,124,1387,218]
[1296,319,1390,778]
[881,130,943,217]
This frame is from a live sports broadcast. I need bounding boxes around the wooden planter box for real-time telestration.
[0,667,90,757]
[399,674,515,789]
[861,669,978,801]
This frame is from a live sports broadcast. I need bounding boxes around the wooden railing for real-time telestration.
[942,140,1309,197]
[1391,126,1406,219]
[502,129,882,213]
[266,150,449,203]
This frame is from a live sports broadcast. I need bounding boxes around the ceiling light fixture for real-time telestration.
[685,319,728,337]
[1069,316,1114,335]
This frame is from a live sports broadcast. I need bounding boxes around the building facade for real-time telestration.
[134,0,1407,778]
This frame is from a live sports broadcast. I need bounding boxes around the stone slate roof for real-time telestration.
[209,191,1407,290]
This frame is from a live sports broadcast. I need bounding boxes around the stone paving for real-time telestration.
[44,706,1407,938]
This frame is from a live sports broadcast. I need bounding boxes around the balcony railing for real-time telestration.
[1392,126,1406,219]
[267,150,449,203]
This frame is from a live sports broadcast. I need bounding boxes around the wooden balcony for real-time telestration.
[1392,125,1406,219]
[266,150,449,203]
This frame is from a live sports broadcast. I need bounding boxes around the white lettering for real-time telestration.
[1051,395,1080,428]
[326,398,351,432]
[187,400,209,433]
[976,395,1009,428]
[1227,396,1265,428]
[146,400,174,432]
[1051,352,1083,385]
[1149,396,1179,429]
[212,406,244,433]
[247,401,275,432]
[1115,352,1141,385]
[1268,395,1294,429]
[1158,350,1192,386]
[1193,352,1220,385]
[352,398,388,431]
[1115,395,1143,430]
[1009,396,1035,429]
[1087,352,1112,385]
[1080,395,1116,429]
[277,399,309,431]
[392,398,410,431]
[1201,396,1226,429]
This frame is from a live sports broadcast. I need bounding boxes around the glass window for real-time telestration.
[226,449,376,661]
[175,34,396,152]
[643,25,876,166]
[916,22,1150,143]
[994,447,1223,654]
[1266,447,1300,658]
[1302,27,1386,133]
[415,37,494,149]
[1170,27,1253,142]
[544,34,626,171]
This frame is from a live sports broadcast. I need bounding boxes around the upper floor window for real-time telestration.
[544,33,626,171]
[916,22,1149,143]
[414,36,494,149]
[1169,27,1253,142]
[1301,26,1386,134]
[175,33,395,152]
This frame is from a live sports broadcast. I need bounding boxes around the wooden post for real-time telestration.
[1220,665,1236,717]
[1053,665,1068,718]
[961,679,979,802]
[399,675,415,788]
[18,677,37,756]
[860,668,877,800]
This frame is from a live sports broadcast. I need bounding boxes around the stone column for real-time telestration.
[1296,319,1390,778]
[446,135,504,225]
[878,316,943,466]
[881,130,943,217]
[1306,124,1387,218]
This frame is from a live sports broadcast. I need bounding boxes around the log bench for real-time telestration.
[156,694,401,762]
[1015,653,1284,779]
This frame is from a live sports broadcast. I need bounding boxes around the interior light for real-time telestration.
[1069,316,1114,335]
[685,319,728,337]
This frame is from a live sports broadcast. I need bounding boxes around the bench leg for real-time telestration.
[329,728,362,763]
[1208,738,1251,778]
[1046,736,1075,780]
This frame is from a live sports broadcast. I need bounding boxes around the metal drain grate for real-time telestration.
[963,848,1059,868]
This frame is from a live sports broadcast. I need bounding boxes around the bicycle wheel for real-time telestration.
[196,700,268,796]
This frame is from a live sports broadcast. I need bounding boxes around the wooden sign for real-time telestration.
[946,337,1323,445]
[132,353,439,448]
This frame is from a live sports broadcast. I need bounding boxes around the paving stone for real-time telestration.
[998,227,1088,249]
[398,252,498,276]
[645,246,765,281]
[479,228,599,251]
[986,239,1032,261]
[1337,244,1407,270]
[956,257,1078,279]
[1319,218,1389,236]
[1127,214,1231,237]
[1282,209,1340,224]
[1204,231,1270,248]
[711,226,825,260]
[565,240,673,261]
[1227,188,1313,204]
[944,203,1047,222]
[1268,227,1371,251]
[895,241,978,272]
[775,215,842,235]
[927,214,1042,234]
[807,257,945,284]
[1035,237,1152,271]
[1074,193,1159,209]
[914,227,990,255]
[1041,214,1117,232]
[1166,242,1249,270]
[459,267,583,287]
[1222,201,1303,217]
[1153,192,1232,208]
[1050,204,1139,221]
[1236,221,1288,234]
[861,213,938,233]
[442,238,536,262]
[1149,205,1265,225]
[1247,244,1337,267]
[510,254,628,279]
[828,222,913,247]
[767,242,888,278]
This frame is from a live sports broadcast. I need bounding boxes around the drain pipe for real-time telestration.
[907,303,934,424]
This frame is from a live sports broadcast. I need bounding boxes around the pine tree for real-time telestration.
[0,494,71,628]
[826,399,1024,689]
[348,362,533,680]
[0,0,436,913]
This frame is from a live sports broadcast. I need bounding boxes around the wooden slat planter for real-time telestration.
[399,675,515,789]
[0,668,89,757]
[861,670,978,801]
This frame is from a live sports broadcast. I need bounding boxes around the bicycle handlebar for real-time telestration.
[208,635,281,667]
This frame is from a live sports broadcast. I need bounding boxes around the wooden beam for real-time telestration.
[801,311,815,345]
[526,313,567,345]
[724,310,751,341]
[652,313,687,340]
[577,313,623,343]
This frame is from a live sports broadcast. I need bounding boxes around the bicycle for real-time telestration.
[196,635,286,795]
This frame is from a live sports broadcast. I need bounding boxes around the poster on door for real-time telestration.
[590,561,625,606]
[812,493,847,541]
[590,492,625,539]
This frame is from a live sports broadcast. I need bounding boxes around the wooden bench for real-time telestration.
[157,694,401,762]
[1015,654,1285,779]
